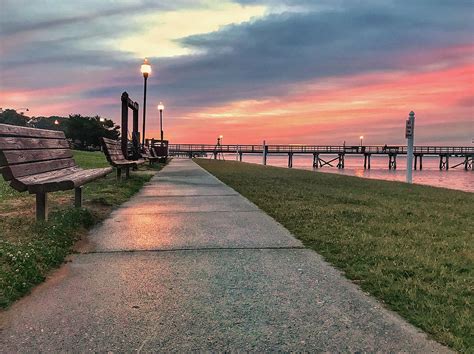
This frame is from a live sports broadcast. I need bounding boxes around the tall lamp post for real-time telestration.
[157,102,165,145]
[140,58,151,146]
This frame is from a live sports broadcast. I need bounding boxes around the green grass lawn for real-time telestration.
[0,151,166,308]
[196,159,473,352]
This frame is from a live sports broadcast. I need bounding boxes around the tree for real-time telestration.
[0,110,120,150]
[0,109,29,126]
[30,116,65,130]
[63,115,119,149]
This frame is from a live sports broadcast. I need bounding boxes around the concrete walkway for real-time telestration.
[0,159,448,352]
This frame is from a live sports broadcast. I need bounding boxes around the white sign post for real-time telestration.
[262,140,267,165]
[406,111,415,183]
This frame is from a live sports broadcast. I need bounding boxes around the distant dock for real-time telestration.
[169,144,474,171]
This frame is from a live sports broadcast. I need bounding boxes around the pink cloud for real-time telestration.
[160,60,473,145]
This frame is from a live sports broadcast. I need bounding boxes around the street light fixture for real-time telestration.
[140,58,152,146]
[360,135,364,147]
[217,135,223,146]
[54,119,59,125]
[157,102,165,146]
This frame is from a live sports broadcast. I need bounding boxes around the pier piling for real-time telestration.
[313,153,320,168]
[414,154,423,170]
[439,155,449,170]
[389,154,397,170]
[263,141,268,165]
[364,154,371,169]
[337,153,345,169]
[465,156,473,171]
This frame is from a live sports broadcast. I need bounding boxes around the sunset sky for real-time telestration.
[0,0,473,145]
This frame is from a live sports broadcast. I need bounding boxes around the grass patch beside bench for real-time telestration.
[195,159,473,352]
[0,150,166,308]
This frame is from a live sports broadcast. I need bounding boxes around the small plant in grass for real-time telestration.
[0,209,94,307]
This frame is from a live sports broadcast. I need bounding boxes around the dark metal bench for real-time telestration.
[151,141,168,159]
[0,123,113,221]
[102,137,145,179]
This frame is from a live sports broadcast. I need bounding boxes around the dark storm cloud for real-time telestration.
[1,0,473,111]
[147,0,474,107]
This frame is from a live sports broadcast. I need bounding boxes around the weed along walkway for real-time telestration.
[0,159,449,352]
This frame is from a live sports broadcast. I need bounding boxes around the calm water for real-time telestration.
[204,153,473,193]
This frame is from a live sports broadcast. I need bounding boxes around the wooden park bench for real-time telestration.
[101,137,145,180]
[151,142,168,159]
[142,146,160,165]
[0,123,113,221]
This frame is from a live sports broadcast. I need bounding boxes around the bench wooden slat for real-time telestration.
[2,158,77,181]
[10,167,82,192]
[0,149,73,166]
[142,152,160,161]
[0,123,65,139]
[104,147,123,155]
[104,143,121,150]
[0,137,70,150]
[102,137,120,143]
[26,167,113,193]
[110,160,136,166]
[107,151,125,157]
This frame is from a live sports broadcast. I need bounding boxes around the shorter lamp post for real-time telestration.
[140,58,152,146]
[217,135,223,146]
[157,102,165,146]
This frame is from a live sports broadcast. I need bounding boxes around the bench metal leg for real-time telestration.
[125,167,130,179]
[117,168,122,181]
[74,187,83,208]
[36,192,48,221]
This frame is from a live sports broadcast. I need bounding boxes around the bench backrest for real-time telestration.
[153,145,168,157]
[102,137,128,163]
[0,124,76,183]
[142,146,154,158]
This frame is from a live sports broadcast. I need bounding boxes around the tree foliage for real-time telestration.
[0,110,120,150]
[0,109,29,126]
[63,115,119,149]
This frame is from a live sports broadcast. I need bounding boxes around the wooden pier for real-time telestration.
[169,144,474,171]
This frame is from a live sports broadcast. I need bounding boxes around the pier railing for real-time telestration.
[169,144,474,155]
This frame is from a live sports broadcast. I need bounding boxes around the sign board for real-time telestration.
[405,119,413,138]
